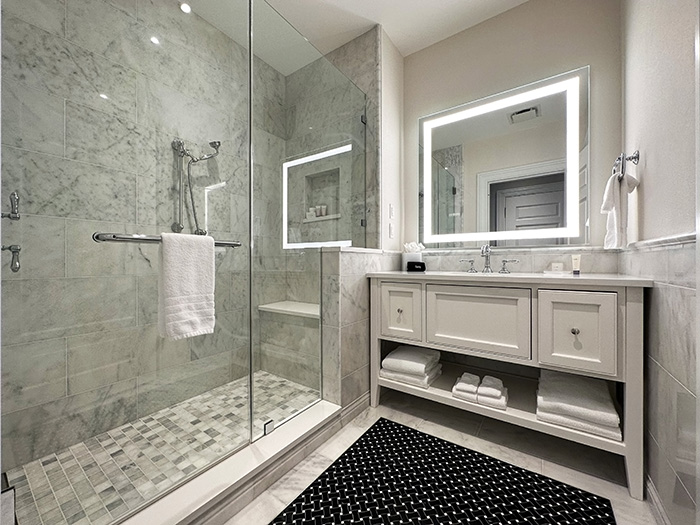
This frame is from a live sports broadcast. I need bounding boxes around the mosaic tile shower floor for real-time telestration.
[4,371,319,525]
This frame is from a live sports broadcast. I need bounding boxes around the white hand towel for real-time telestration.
[601,172,639,249]
[536,408,622,441]
[158,233,215,340]
[538,370,620,427]
[453,372,480,394]
[477,375,504,399]
[381,346,441,375]
[379,364,442,389]
[451,387,477,403]
[477,388,508,410]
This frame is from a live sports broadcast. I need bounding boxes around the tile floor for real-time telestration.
[5,371,319,525]
[227,390,658,525]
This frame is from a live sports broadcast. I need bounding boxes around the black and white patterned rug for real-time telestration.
[272,418,617,524]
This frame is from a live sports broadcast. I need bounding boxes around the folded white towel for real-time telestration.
[379,364,442,389]
[158,233,216,340]
[451,387,477,403]
[381,346,440,375]
[477,388,508,410]
[601,171,639,249]
[453,372,480,394]
[538,370,620,427]
[536,408,622,441]
[477,375,504,399]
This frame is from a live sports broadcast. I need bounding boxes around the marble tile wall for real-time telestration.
[1,0,250,471]
[619,239,697,524]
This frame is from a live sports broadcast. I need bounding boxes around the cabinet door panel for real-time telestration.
[380,283,423,341]
[426,285,531,359]
[539,290,617,375]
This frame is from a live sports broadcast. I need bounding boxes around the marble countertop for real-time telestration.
[366,271,654,287]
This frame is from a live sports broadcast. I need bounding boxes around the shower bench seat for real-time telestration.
[368,271,652,501]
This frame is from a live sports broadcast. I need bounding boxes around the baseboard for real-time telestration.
[646,477,672,525]
[186,397,369,525]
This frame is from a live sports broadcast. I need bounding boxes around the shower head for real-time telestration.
[199,141,221,161]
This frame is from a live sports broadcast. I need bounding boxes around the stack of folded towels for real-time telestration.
[379,346,442,389]
[452,373,508,410]
[536,370,621,441]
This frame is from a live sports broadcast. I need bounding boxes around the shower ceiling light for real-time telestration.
[180,3,191,13]
[150,36,160,45]
[99,93,109,100]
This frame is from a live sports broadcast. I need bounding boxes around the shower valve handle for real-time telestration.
[1,244,21,272]
[1,191,20,220]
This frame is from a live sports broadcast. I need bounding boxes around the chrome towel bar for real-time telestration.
[92,232,242,248]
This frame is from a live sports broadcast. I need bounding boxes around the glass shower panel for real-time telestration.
[1,0,250,523]
[250,0,366,439]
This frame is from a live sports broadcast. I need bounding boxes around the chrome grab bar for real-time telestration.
[92,232,242,248]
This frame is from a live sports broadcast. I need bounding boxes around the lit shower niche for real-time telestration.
[283,144,352,249]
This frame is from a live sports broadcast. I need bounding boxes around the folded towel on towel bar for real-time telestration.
[379,363,442,389]
[538,370,620,427]
[381,346,441,376]
[536,408,622,441]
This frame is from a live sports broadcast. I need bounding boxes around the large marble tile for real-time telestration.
[137,76,230,147]
[321,274,340,327]
[2,276,137,345]
[647,283,696,393]
[285,272,320,304]
[66,328,139,395]
[259,311,319,354]
[251,127,285,170]
[667,242,696,289]
[1,378,138,471]
[135,325,190,375]
[321,324,341,405]
[339,319,369,377]
[647,434,696,524]
[136,352,229,417]
[1,0,66,36]
[224,491,286,525]
[646,358,696,485]
[65,101,155,174]
[1,80,64,156]
[285,56,347,107]
[340,364,368,407]
[190,309,249,360]
[66,219,128,277]
[259,342,320,389]
[262,451,334,506]
[2,147,137,223]
[2,16,138,120]
[287,85,364,140]
[1,338,67,414]
[325,25,379,98]
[252,55,285,107]
[339,273,369,326]
[1,215,65,280]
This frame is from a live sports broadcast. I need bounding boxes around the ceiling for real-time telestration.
[190,0,529,76]
[265,0,530,57]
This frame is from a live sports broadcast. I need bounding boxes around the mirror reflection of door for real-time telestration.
[490,173,565,246]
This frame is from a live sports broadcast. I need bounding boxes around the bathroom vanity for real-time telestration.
[369,271,652,500]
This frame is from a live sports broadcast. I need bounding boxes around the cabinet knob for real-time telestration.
[571,328,580,335]
[397,308,403,314]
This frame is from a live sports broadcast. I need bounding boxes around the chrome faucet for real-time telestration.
[480,244,493,273]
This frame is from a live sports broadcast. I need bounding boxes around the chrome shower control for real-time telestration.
[1,244,21,272]
[1,191,20,221]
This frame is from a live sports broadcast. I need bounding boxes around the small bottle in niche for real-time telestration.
[320,205,327,216]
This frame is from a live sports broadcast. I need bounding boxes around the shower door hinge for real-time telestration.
[263,420,275,435]
[360,219,366,227]
[360,114,367,125]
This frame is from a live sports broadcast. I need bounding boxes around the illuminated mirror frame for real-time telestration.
[282,144,353,249]
[422,75,581,244]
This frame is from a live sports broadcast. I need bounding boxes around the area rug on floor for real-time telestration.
[271,418,616,524]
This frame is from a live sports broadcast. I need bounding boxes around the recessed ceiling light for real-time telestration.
[150,36,160,45]
[180,3,191,13]
[99,93,109,100]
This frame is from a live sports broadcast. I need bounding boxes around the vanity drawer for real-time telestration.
[426,285,531,359]
[538,290,617,375]
[380,282,423,341]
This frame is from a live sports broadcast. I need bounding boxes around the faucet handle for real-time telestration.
[1,191,20,220]
[459,258,478,273]
[499,258,519,274]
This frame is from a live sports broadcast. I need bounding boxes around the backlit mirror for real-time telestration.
[419,66,589,247]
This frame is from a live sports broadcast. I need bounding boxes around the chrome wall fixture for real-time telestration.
[1,191,20,220]
[92,232,241,248]
[171,138,221,235]
[613,150,640,181]
[1,245,20,272]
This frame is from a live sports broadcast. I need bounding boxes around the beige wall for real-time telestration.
[403,0,621,246]
[622,0,697,241]
[380,30,404,250]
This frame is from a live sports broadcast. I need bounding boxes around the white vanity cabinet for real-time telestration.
[369,271,652,500]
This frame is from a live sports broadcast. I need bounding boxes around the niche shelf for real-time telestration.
[302,213,341,224]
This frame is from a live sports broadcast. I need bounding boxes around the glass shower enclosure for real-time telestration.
[0,0,365,523]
